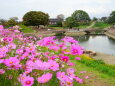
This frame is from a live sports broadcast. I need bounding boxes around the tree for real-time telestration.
[7,19,17,26]
[0,18,7,26]
[10,17,18,22]
[65,17,79,28]
[57,21,63,27]
[23,11,49,26]
[92,17,98,21]
[108,11,115,24]
[72,10,91,25]
[100,17,107,22]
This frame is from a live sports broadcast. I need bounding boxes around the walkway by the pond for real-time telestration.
[93,52,115,65]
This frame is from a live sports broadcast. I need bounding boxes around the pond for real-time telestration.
[74,35,115,56]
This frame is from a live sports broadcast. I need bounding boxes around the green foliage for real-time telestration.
[78,58,115,76]
[56,21,63,27]
[78,25,90,29]
[6,19,18,27]
[108,11,115,24]
[23,11,49,26]
[92,22,111,29]
[92,17,98,21]
[65,17,79,28]
[72,10,91,25]
[19,25,34,33]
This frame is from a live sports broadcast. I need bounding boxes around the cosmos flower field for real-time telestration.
[0,25,88,86]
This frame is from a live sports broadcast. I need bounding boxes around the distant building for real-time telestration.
[49,18,64,25]
[49,18,59,25]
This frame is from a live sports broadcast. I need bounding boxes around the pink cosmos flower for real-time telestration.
[22,77,34,86]
[4,57,21,69]
[80,71,87,73]
[64,76,73,86]
[66,68,75,79]
[25,46,36,53]
[56,71,66,81]
[34,60,50,70]
[84,76,89,79]
[0,59,4,63]
[75,57,81,60]
[0,69,5,74]
[62,36,78,44]
[0,46,9,54]
[57,72,73,86]
[75,76,83,83]
[3,37,13,43]
[37,73,52,83]
[0,25,4,30]
[18,75,34,86]
[7,43,16,49]
[0,53,6,59]
[48,60,59,71]
[16,48,24,55]
[20,52,29,60]
[49,45,60,51]
[68,62,75,66]
[37,36,55,46]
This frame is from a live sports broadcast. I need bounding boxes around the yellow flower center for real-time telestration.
[26,81,31,85]
[9,61,13,64]
[67,82,71,85]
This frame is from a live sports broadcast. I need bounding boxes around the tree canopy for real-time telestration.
[65,17,79,28]
[72,10,91,25]
[108,11,115,24]
[23,11,49,26]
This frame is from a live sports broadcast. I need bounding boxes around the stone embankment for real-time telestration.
[105,29,115,39]
[93,52,115,65]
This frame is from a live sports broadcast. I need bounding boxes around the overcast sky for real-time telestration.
[0,0,115,20]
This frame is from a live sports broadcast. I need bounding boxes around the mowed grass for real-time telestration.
[92,22,111,29]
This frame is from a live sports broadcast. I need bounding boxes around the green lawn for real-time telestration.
[92,22,111,29]
[19,25,35,33]
[72,60,115,86]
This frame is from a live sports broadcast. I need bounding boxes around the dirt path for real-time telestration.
[93,52,115,65]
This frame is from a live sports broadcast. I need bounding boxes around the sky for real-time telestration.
[0,0,115,20]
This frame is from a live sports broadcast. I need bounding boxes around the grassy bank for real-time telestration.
[92,22,111,29]
[19,25,35,33]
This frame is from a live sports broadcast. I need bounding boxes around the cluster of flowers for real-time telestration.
[0,25,87,86]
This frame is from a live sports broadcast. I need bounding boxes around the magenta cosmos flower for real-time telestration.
[61,56,69,62]
[70,44,83,55]
[37,73,52,83]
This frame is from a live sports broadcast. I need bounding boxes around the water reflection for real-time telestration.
[108,37,115,44]
[73,35,90,42]
[75,35,115,56]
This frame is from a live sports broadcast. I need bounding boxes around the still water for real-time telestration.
[74,35,115,56]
